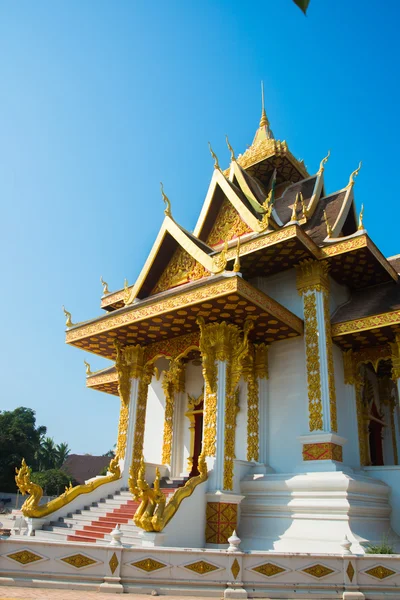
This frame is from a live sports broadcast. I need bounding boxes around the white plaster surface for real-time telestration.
[234,379,247,462]
[250,270,303,319]
[268,336,307,473]
[143,358,168,465]
[364,465,400,535]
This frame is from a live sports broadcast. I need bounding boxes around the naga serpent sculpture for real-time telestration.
[15,455,121,518]
[129,453,208,532]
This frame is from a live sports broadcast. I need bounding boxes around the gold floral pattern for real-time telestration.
[184,560,219,575]
[231,558,240,579]
[303,293,323,431]
[302,564,334,578]
[252,563,285,577]
[364,565,396,579]
[61,554,97,569]
[346,561,355,582]
[206,198,252,248]
[7,550,43,565]
[152,247,209,295]
[109,553,119,575]
[131,558,167,572]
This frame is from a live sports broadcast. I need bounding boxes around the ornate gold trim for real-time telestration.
[303,293,323,431]
[332,310,400,337]
[296,259,329,295]
[130,364,154,482]
[323,291,337,431]
[161,359,185,465]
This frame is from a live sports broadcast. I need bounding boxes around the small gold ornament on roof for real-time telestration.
[300,192,309,220]
[211,240,228,273]
[290,193,300,222]
[347,161,362,187]
[62,306,75,328]
[84,360,93,376]
[318,150,330,175]
[358,203,364,231]
[160,182,172,217]
[123,278,130,304]
[208,142,221,172]
[323,209,333,238]
[233,238,241,273]
[225,135,236,162]
[100,275,110,295]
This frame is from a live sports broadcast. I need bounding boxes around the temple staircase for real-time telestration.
[34,485,182,545]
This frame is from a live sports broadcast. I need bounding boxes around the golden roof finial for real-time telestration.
[100,275,110,296]
[318,150,330,175]
[233,238,241,273]
[290,193,300,222]
[208,142,221,172]
[160,182,172,217]
[358,204,364,231]
[259,80,269,128]
[348,161,362,187]
[225,135,236,162]
[84,360,93,376]
[62,306,75,328]
[123,278,130,304]
[300,192,309,220]
[323,210,333,238]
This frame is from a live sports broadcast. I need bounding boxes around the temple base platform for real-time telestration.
[239,469,400,554]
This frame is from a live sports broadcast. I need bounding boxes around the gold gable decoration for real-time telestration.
[152,247,209,295]
[206,198,252,248]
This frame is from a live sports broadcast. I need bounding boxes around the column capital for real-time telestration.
[197,317,253,363]
[296,259,330,295]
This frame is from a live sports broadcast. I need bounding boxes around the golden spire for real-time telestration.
[62,306,75,328]
[318,150,330,175]
[290,193,300,222]
[225,135,236,162]
[347,161,362,187]
[253,82,274,145]
[100,275,110,295]
[300,192,309,220]
[358,204,364,231]
[260,80,269,128]
[208,142,221,172]
[323,210,333,238]
[160,182,172,217]
[84,360,93,376]
[233,238,241,273]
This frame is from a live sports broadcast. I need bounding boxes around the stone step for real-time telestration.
[35,530,69,542]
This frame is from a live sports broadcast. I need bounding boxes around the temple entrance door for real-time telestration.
[190,410,203,477]
[369,404,384,466]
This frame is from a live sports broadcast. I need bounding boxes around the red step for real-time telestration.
[75,529,105,539]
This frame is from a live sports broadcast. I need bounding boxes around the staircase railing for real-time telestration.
[15,456,121,519]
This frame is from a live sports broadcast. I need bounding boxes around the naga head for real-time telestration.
[108,455,121,478]
[15,458,31,496]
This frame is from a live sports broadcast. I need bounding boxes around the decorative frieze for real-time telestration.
[205,502,238,544]
[302,442,343,462]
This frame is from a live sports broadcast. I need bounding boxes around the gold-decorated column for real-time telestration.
[114,342,153,485]
[296,260,343,464]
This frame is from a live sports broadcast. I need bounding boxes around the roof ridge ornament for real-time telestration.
[211,240,228,274]
[347,161,362,188]
[233,238,241,273]
[323,209,333,238]
[123,278,130,305]
[84,360,93,376]
[290,193,300,222]
[208,142,222,172]
[358,204,364,231]
[100,275,110,296]
[318,150,330,175]
[160,182,172,217]
[62,306,75,328]
[300,192,309,220]
[225,135,236,162]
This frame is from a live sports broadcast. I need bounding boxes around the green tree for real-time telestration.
[37,436,56,471]
[0,407,46,492]
[55,442,70,468]
[30,469,72,496]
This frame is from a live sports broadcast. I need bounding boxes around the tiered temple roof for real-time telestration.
[66,98,400,395]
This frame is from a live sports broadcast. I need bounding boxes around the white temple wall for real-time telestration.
[268,336,307,473]
[250,270,303,318]
[334,345,359,466]
[234,378,247,461]
[329,276,350,313]
[143,357,168,465]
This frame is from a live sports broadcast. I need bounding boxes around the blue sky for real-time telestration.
[1,0,399,455]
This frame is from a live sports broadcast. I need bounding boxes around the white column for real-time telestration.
[214,360,227,491]
[314,290,332,432]
[121,378,140,486]
[258,377,269,465]
[171,390,184,478]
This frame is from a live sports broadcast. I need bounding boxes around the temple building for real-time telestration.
[13,93,400,564]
